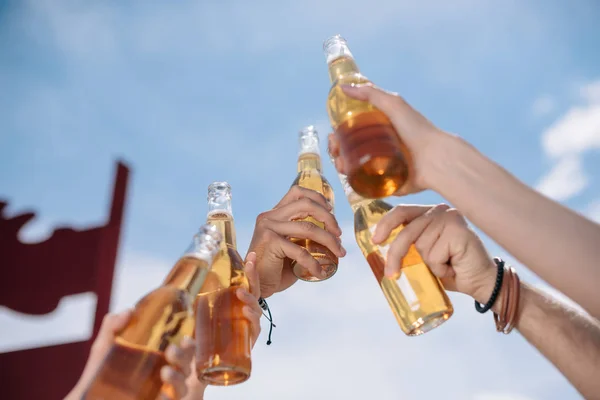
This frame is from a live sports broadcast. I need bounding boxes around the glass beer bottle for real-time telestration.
[195,181,252,386]
[82,224,222,400]
[290,125,338,282]
[324,34,411,199]
[333,163,453,335]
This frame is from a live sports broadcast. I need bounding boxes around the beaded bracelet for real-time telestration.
[474,257,505,313]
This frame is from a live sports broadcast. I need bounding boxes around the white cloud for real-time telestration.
[531,95,556,117]
[535,80,600,201]
[535,156,588,201]
[541,103,600,158]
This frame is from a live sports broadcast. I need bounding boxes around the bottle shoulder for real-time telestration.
[118,286,191,348]
[292,170,335,203]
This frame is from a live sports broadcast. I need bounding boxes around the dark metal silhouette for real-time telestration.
[0,160,130,400]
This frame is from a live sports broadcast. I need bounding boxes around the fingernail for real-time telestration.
[340,244,347,256]
[341,83,361,91]
[182,336,194,346]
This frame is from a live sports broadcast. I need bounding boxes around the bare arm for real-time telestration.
[427,135,600,319]
[474,278,600,399]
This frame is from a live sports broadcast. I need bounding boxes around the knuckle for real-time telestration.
[261,228,277,242]
[434,203,451,212]
[299,197,313,208]
[298,221,316,233]
[255,211,270,223]
[414,241,428,257]
[289,185,304,198]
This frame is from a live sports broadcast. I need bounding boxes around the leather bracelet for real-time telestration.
[491,264,521,335]
[475,258,505,313]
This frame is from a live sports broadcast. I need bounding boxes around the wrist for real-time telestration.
[421,132,479,193]
[471,260,505,314]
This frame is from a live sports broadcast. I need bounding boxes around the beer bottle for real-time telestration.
[83,224,222,399]
[290,126,338,282]
[195,182,252,386]
[324,34,411,199]
[331,155,453,335]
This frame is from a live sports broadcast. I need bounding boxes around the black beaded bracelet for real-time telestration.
[474,258,505,314]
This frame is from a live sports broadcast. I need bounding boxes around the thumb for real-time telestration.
[96,309,132,342]
[340,83,401,116]
[340,83,436,143]
[244,252,261,299]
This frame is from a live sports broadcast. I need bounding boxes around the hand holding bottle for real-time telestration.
[247,185,346,298]
[371,204,497,304]
[182,254,262,400]
[64,311,195,400]
[328,83,454,197]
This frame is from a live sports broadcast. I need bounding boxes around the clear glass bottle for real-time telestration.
[289,125,338,281]
[324,34,411,199]
[195,182,252,386]
[332,158,453,335]
[83,224,222,400]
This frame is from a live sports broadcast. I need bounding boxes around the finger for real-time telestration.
[372,205,437,244]
[268,197,342,236]
[243,305,262,341]
[274,185,332,210]
[340,83,411,121]
[160,366,187,399]
[164,338,194,377]
[265,219,345,257]
[236,287,262,315]
[277,236,324,278]
[385,205,449,277]
[243,257,261,298]
[327,133,340,158]
[327,134,347,174]
[413,219,450,278]
[95,309,132,343]
[245,251,257,265]
[340,83,436,143]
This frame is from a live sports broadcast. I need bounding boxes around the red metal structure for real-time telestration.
[0,161,130,399]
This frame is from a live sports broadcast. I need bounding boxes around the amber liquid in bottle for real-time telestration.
[196,182,251,386]
[83,226,222,400]
[325,35,411,199]
[289,126,338,282]
[338,171,453,335]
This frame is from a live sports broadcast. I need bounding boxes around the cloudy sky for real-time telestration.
[1,1,599,399]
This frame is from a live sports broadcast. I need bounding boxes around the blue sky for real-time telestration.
[1,1,599,399]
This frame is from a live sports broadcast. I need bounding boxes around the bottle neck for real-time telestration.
[163,228,220,295]
[328,55,360,83]
[297,152,323,173]
[206,211,237,249]
[163,256,210,295]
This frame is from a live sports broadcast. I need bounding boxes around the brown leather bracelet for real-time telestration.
[504,267,518,333]
[494,265,510,332]
[504,269,521,334]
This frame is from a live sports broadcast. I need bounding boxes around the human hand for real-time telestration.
[64,311,196,400]
[371,204,497,303]
[328,83,456,196]
[247,185,346,298]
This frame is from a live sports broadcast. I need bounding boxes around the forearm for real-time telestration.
[427,135,600,318]
[475,280,600,399]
